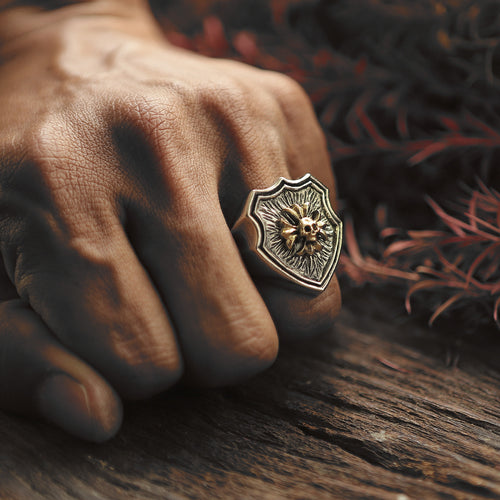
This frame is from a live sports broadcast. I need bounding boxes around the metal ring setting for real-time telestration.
[232,174,342,293]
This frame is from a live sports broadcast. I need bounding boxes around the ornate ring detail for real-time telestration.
[232,174,343,293]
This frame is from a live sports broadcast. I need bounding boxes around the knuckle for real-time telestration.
[122,91,188,136]
[118,92,205,202]
[30,116,76,173]
[199,75,245,106]
[238,326,279,371]
[6,118,90,214]
[0,117,69,196]
[11,220,115,306]
[265,73,311,112]
[235,327,279,369]
[198,313,279,387]
[197,77,258,127]
[92,319,184,400]
[114,352,184,400]
[3,110,118,213]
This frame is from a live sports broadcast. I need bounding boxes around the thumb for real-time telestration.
[0,299,122,442]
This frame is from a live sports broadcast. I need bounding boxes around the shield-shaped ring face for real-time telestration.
[234,174,342,292]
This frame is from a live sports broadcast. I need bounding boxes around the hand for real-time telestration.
[0,0,341,441]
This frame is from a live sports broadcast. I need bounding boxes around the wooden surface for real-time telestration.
[1,288,500,500]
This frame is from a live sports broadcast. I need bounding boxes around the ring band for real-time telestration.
[232,174,342,293]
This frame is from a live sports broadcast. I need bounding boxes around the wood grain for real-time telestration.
[1,289,500,499]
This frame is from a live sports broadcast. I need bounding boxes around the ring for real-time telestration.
[232,174,342,293]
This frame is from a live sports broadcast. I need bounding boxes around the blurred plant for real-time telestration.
[341,181,500,328]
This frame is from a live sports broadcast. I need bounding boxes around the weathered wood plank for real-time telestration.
[1,289,500,499]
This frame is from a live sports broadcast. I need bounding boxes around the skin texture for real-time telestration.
[0,0,341,441]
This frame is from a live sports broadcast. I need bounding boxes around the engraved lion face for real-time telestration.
[280,202,327,256]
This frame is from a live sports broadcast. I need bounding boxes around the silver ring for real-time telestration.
[232,174,342,293]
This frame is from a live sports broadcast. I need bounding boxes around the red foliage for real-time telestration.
[342,183,500,328]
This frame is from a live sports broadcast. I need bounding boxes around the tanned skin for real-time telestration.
[0,0,340,441]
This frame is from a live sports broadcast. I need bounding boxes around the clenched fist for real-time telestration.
[0,0,340,441]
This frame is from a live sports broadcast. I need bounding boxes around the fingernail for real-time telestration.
[37,372,99,441]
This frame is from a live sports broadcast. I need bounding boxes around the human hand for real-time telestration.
[0,0,340,441]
